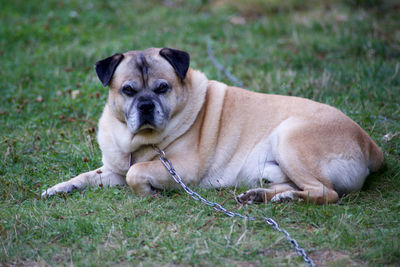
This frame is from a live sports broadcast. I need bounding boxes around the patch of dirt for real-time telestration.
[310,249,365,266]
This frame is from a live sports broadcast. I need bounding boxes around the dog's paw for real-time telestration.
[236,189,268,204]
[270,191,295,203]
[41,181,80,198]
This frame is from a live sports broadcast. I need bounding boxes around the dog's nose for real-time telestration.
[138,100,155,113]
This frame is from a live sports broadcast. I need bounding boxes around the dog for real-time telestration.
[42,47,384,204]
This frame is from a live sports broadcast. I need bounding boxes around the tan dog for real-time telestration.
[42,48,384,204]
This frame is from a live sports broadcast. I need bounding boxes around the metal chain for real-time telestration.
[153,146,315,267]
[206,37,243,88]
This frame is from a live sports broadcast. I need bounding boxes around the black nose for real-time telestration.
[138,100,155,113]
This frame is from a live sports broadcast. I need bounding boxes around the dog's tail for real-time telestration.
[368,140,385,173]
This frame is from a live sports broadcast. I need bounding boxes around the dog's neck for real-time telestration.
[159,69,209,145]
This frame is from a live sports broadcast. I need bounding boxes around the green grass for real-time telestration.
[1,0,400,266]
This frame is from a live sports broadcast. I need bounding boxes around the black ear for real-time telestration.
[159,48,190,80]
[95,53,124,86]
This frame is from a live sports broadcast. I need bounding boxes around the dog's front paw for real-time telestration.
[236,188,268,204]
[41,181,80,198]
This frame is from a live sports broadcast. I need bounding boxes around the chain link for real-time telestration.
[153,146,315,267]
[206,37,243,88]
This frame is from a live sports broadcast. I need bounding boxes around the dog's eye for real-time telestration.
[122,85,137,96]
[154,82,169,94]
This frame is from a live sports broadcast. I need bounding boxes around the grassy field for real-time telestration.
[1,0,400,266]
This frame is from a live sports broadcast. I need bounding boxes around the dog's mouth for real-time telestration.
[138,128,156,135]
[125,112,163,134]
[125,98,169,134]
[138,119,157,131]
[138,112,158,128]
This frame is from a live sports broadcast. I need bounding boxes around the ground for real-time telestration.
[1,0,399,266]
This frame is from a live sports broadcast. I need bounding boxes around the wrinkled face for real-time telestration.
[95,48,190,134]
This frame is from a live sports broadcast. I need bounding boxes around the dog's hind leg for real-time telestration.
[272,164,340,204]
[270,128,340,204]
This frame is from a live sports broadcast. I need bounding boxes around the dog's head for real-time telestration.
[95,48,190,134]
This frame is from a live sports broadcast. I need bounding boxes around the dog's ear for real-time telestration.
[159,48,190,80]
[95,53,124,87]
